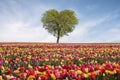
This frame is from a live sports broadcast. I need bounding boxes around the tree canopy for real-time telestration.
[41,9,78,43]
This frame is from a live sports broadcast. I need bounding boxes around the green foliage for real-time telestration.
[41,9,78,43]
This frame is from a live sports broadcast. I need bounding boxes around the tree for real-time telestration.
[41,9,78,43]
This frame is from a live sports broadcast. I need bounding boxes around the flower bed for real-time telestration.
[0,43,120,80]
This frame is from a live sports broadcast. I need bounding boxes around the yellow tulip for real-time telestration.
[28,55,31,58]
[0,48,3,52]
[109,70,116,75]
[113,70,117,74]
[95,61,97,63]
[1,66,5,73]
[113,62,118,67]
[6,75,11,80]
[28,64,32,68]
[50,73,56,80]
[77,70,82,75]
[105,70,109,74]
[5,60,8,64]
[87,73,92,77]
[45,59,49,61]
[13,70,20,74]
[27,75,35,80]
[45,71,47,74]
[0,76,2,80]
[84,73,89,78]
[35,70,41,75]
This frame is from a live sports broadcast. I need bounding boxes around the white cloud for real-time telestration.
[93,28,120,42]
[0,20,56,42]
[0,0,56,42]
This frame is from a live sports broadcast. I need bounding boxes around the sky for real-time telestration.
[0,0,120,43]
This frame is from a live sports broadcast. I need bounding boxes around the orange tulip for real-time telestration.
[27,75,35,80]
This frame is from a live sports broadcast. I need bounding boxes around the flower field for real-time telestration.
[0,42,120,80]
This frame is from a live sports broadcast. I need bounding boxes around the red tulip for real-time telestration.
[90,73,96,79]
[10,78,17,80]
[20,67,25,72]
[19,73,27,78]
[88,66,94,72]
[105,63,112,70]
[7,69,12,74]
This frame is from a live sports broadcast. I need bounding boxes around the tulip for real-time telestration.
[117,69,120,74]
[85,68,89,73]
[84,73,89,78]
[27,75,35,80]
[10,78,17,80]
[89,66,94,72]
[1,66,5,73]
[5,60,8,64]
[13,70,20,74]
[0,76,2,80]
[77,70,82,75]
[109,71,115,75]
[40,75,46,80]
[6,75,11,80]
[20,67,25,72]
[35,70,41,75]
[90,73,96,79]
[54,72,60,78]
[7,69,12,74]
[105,70,109,74]
[50,73,56,80]
[19,73,27,78]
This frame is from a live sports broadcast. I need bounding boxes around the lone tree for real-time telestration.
[41,9,78,43]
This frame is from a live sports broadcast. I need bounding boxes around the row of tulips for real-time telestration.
[0,43,120,80]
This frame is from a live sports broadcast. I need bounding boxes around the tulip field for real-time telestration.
[0,42,120,80]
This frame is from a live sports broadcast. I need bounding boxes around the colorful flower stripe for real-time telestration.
[0,43,120,80]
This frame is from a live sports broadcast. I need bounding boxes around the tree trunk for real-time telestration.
[57,30,60,43]
[57,35,59,43]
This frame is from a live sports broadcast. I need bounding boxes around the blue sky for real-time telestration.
[0,0,120,42]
